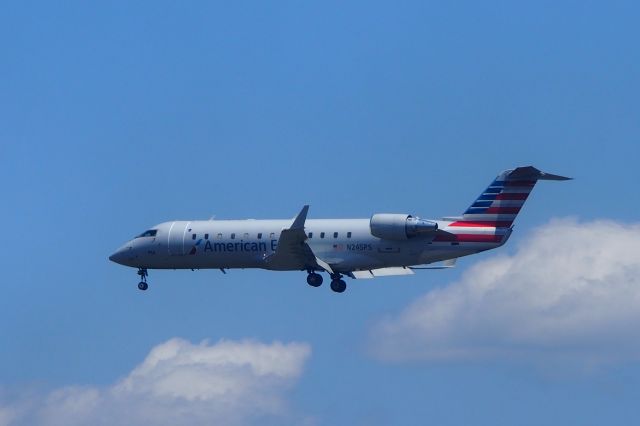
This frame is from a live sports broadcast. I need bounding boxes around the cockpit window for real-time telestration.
[137,229,157,238]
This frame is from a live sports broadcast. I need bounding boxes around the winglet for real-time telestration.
[291,205,309,230]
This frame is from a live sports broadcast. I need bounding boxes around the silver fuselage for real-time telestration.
[110,218,509,273]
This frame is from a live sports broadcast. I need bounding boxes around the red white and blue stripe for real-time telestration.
[438,166,570,244]
[453,170,538,229]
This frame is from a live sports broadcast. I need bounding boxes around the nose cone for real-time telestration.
[108,250,123,264]
[109,244,137,266]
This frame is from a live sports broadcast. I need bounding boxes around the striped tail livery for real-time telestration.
[455,166,571,228]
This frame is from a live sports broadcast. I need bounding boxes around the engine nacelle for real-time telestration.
[369,213,438,240]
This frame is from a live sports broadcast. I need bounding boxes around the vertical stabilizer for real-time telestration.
[455,166,571,228]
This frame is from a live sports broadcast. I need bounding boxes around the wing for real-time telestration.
[350,267,415,279]
[409,258,457,270]
[350,259,457,279]
[264,205,333,273]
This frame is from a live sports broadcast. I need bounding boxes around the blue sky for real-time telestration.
[2,1,640,425]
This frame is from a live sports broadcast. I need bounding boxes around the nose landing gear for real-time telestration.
[137,268,149,291]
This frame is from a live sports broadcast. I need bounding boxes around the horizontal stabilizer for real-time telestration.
[508,166,572,181]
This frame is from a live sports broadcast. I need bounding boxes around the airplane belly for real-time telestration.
[147,251,266,270]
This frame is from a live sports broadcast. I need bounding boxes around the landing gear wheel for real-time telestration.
[330,279,347,293]
[306,272,323,287]
[137,268,149,291]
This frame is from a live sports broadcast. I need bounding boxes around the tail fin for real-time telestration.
[456,166,571,228]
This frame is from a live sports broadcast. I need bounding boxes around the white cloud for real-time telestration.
[0,405,21,426]
[370,219,640,367]
[2,338,312,426]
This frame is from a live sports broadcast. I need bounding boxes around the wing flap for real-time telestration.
[351,266,415,279]
[372,266,415,277]
[410,258,457,270]
[351,270,375,279]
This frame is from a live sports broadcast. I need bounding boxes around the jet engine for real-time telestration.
[369,213,438,240]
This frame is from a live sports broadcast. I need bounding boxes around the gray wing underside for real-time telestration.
[350,259,457,279]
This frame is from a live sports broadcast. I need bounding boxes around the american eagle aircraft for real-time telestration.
[110,166,570,293]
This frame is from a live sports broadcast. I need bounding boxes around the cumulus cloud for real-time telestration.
[370,219,640,367]
[1,338,311,426]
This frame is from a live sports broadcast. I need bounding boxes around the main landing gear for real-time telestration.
[137,268,149,291]
[330,274,347,293]
[306,271,347,293]
[306,271,323,287]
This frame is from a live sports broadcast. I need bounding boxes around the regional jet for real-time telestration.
[109,166,570,293]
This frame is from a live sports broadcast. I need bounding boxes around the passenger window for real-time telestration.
[192,234,196,240]
[205,233,209,240]
[217,233,222,239]
[347,232,352,238]
[243,233,249,239]
[333,232,338,238]
[270,233,275,239]
[320,232,325,238]
[231,233,236,239]
[308,232,313,238]
[257,233,262,239]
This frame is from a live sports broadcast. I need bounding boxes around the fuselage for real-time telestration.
[109,218,510,273]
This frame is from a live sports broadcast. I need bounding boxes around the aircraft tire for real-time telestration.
[330,279,346,293]
[307,273,323,287]
[138,282,148,291]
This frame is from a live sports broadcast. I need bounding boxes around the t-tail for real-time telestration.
[451,166,571,229]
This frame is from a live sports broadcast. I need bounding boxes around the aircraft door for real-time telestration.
[167,221,190,256]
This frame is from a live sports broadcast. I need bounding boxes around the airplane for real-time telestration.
[109,166,570,293]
